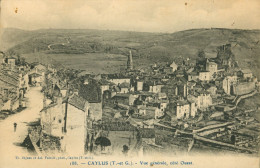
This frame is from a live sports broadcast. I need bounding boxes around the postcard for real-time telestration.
[0,0,259,167]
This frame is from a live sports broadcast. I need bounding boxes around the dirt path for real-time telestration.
[0,86,44,166]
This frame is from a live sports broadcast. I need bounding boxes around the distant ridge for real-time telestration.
[1,27,259,78]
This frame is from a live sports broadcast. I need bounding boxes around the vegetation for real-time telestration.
[1,28,260,77]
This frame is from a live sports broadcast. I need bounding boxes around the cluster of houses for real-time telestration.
[0,52,29,116]
[0,51,57,118]
[15,43,259,155]
[31,66,103,154]
[96,44,258,124]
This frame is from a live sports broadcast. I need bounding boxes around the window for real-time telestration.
[53,117,56,121]
[59,119,62,123]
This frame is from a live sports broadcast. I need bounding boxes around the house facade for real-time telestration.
[40,95,90,155]
[199,71,211,81]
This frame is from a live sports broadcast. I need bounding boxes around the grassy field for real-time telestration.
[22,52,127,74]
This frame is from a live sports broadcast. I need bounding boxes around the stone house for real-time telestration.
[197,92,212,110]
[119,82,130,93]
[29,73,43,86]
[143,81,164,93]
[108,78,131,86]
[222,75,237,95]
[40,95,90,155]
[170,61,178,72]
[206,60,218,76]
[238,69,253,79]
[163,67,173,74]
[188,72,199,81]
[7,57,16,69]
[168,99,197,120]
[199,71,211,81]
[79,80,103,121]
[112,93,138,106]
[137,106,161,119]
[204,83,217,96]
[136,81,144,91]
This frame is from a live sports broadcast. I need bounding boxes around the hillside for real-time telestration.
[1,28,260,76]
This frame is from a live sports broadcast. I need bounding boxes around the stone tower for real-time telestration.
[127,50,133,70]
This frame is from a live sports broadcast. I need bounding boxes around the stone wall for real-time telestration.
[234,82,255,95]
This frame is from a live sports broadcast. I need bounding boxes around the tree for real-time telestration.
[95,137,111,151]
[197,49,206,59]
[122,145,129,155]
[20,57,26,65]
[6,49,16,57]
[16,54,21,65]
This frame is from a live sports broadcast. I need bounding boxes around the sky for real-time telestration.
[1,0,260,32]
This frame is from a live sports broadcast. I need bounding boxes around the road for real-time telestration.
[0,86,44,167]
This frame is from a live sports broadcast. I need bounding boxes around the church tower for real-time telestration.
[127,50,133,70]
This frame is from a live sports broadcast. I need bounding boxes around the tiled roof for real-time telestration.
[189,71,199,75]
[68,94,87,112]
[143,119,155,126]
[176,100,189,106]
[166,111,175,117]
[107,74,129,79]
[157,92,167,98]
[241,69,252,74]
[0,71,19,88]
[8,56,16,60]
[1,70,20,80]
[203,83,216,90]
[112,86,121,92]
[29,73,42,78]
[170,61,177,67]
[210,112,224,118]
[35,64,47,71]
[98,79,113,85]
[79,81,102,103]
[119,82,130,88]
[208,61,217,65]
[113,93,130,98]
[40,103,58,112]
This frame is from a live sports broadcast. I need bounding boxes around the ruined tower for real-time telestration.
[127,50,133,70]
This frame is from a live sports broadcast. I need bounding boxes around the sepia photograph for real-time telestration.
[0,0,259,167]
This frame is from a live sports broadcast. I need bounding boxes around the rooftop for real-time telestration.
[241,69,252,74]
[79,81,102,103]
[68,94,88,112]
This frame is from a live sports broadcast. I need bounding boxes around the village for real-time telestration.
[0,43,259,156]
